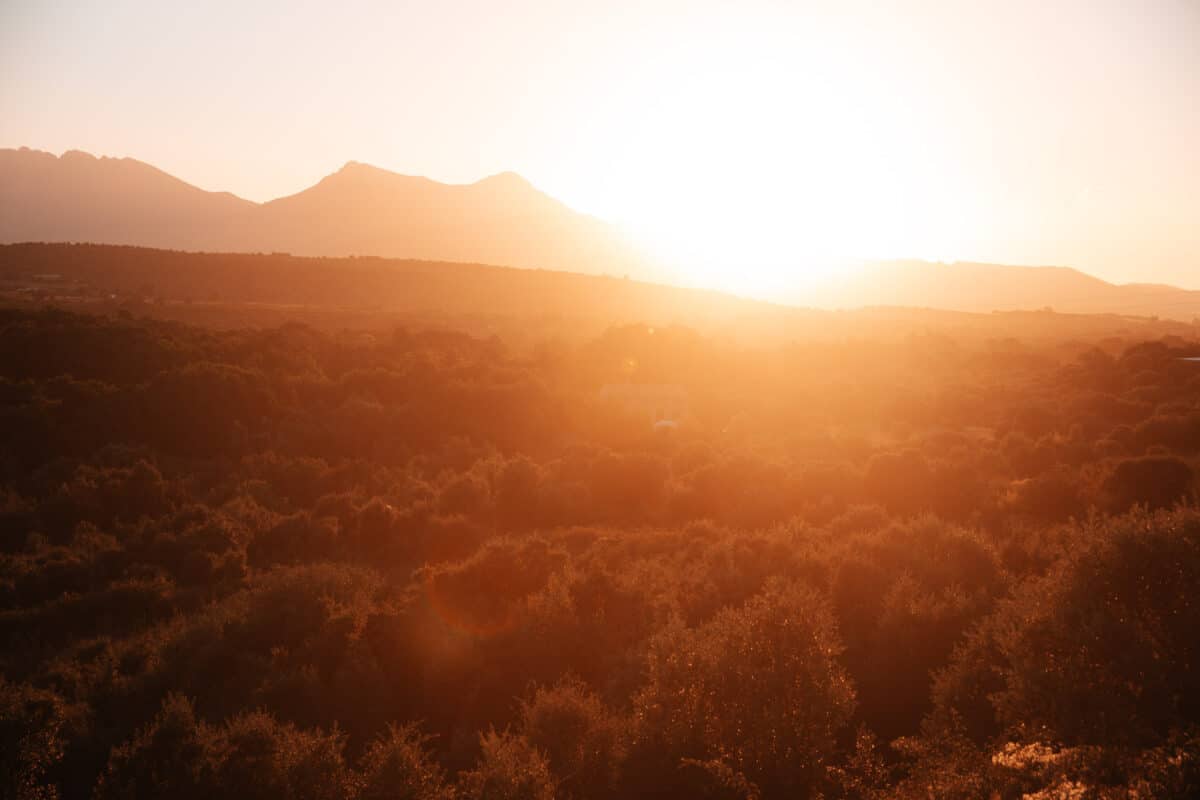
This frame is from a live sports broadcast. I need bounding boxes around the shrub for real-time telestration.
[94,693,212,800]
[1101,456,1194,512]
[630,580,854,797]
[0,679,67,800]
[518,677,625,800]
[991,509,1200,745]
[357,723,454,800]
[457,729,555,800]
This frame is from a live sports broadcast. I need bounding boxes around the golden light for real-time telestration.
[541,12,987,299]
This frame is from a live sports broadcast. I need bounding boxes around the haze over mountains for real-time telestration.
[3,147,1198,320]
[0,148,253,252]
[0,147,651,279]
[806,260,1200,321]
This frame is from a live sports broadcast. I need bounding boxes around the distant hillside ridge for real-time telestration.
[803,259,1200,320]
[2,243,1197,345]
[3,148,1199,319]
[0,147,654,279]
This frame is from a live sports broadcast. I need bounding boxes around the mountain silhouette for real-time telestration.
[239,161,644,274]
[3,148,1198,319]
[0,148,252,251]
[0,148,651,278]
[804,260,1200,319]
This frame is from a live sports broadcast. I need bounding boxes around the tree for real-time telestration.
[1102,456,1194,512]
[357,724,454,800]
[457,730,555,800]
[518,678,625,800]
[630,581,855,797]
[0,680,67,800]
[94,694,211,800]
[992,509,1200,745]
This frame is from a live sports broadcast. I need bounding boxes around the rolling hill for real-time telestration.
[803,259,1200,320]
[2,244,1196,348]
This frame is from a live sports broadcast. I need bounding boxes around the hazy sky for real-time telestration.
[2,0,1198,291]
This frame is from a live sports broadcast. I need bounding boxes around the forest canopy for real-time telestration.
[1,305,1199,798]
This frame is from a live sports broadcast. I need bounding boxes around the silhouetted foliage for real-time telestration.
[630,581,854,797]
[1,306,1198,798]
[1102,455,1195,511]
[0,679,66,800]
[518,677,625,800]
[457,730,555,800]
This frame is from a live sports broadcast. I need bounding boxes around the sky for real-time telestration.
[2,0,1198,292]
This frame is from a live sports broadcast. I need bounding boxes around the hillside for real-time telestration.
[0,148,253,251]
[241,162,646,276]
[806,259,1200,319]
[3,148,1198,319]
[0,243,756,330]
[0,148,651,278]
[2,244,1196,348]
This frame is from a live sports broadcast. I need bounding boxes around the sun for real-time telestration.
[543,17,981,300]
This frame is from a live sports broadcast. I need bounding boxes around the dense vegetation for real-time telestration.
[2,306,1199,798]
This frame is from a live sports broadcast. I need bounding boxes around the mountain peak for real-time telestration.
[333,160,388,178]
[331,163,533,191]
[325,161,436,188]
[475,170,531,188]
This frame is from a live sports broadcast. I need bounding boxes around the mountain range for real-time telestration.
[2,147,1198,320]
[0,147,651,278]
[805,260,1200,320]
